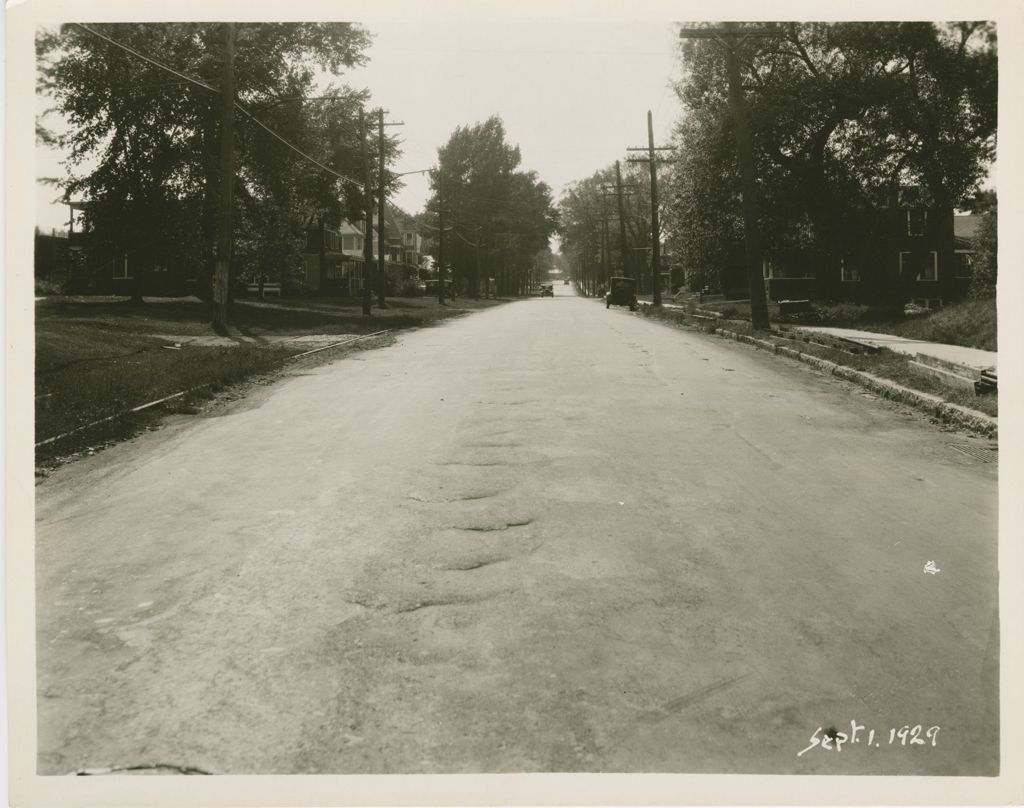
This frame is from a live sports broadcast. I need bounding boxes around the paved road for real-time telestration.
[36,284,998,775]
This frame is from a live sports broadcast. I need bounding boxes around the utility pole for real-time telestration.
[376,109,387,309]
[438,173,446,305]
[601,208,610,286]
[213,22,235,330]
[627,111,674,306]
[647,111,663,306]
[361,109,373,317]
[678,23,780,329]
[614,161,633,278]
[603,175,636,282]
[376,110,405,309]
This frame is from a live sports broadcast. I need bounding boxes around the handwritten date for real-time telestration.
[798,721,940,756]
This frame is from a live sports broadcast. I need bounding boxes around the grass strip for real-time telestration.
[35,295,505,469]
[690,296,996,351]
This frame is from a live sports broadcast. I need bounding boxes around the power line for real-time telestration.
[450,229,480,248]
[70,22,367,190]
[71,23,220,94]
[232,102,365,188]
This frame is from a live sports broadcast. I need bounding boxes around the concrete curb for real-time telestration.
[638,304,997,438]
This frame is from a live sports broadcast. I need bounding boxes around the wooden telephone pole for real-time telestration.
[213,22,235,330]
[601,207,610,286]
[437,174,446,305]
[627,111,674,306]
[361,109,373,316]
[613,161,634,278]
[678,23,781,329]
[376,110,404,309]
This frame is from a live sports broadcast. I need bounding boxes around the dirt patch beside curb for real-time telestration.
[637,303,997,439]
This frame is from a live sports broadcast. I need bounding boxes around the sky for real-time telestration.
[341,20,681,216]
[34,17,683,232]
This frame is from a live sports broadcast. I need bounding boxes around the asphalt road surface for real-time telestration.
[36,284,998,775]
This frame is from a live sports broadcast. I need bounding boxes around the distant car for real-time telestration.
[539,283,554,297]
[563,279,570,285]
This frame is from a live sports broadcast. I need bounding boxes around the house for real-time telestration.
[302,209,427,297]
[763,188,976,307]
[953,214,982,283]
[303,219,373,296]
[57,200,198,296]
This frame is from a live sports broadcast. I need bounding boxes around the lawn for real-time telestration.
[35,294,507,466]
[693,296,997,352]
[848,298,997,352]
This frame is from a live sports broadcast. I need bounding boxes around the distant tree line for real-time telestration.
[423,116,559,298]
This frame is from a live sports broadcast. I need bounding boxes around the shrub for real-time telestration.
[970,206,997,298]
[34,278,65,296]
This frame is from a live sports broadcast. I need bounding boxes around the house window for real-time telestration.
[112,255,131,279]
[405,251,417,266]
[907,209,927,237]
[404,232,414,245]
[900,251,938,282]
[342,235,354,251]
[954,250,974,278]
[840,259,860,282]
[918,251,938,281]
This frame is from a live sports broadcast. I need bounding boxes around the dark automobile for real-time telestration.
[605,276,638,311]
[539,283,554,297]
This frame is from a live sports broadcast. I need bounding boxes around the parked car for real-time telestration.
[606,276,638,311]
[539,282,554,297]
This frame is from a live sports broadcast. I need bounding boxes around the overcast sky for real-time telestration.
[34,18,682,232]
[343,20,681,216]
[33,3,1006,233]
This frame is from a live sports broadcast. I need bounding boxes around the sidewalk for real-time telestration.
[796,326,997,373]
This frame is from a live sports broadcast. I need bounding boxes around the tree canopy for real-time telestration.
[37,22,379,298]
[664,21,997,294]
[426,116,558,297]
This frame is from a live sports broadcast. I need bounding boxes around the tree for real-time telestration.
[666,21,997,304]
[426,116,557,298]
[37,22,373,311]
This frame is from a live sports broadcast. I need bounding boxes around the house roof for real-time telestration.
[954,214,982,241]
[337,220,365,237]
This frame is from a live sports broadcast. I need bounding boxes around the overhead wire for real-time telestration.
[65,25,553,237]
[70,23,220,94]
[69,22,367,190]
[231,102,365,188]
